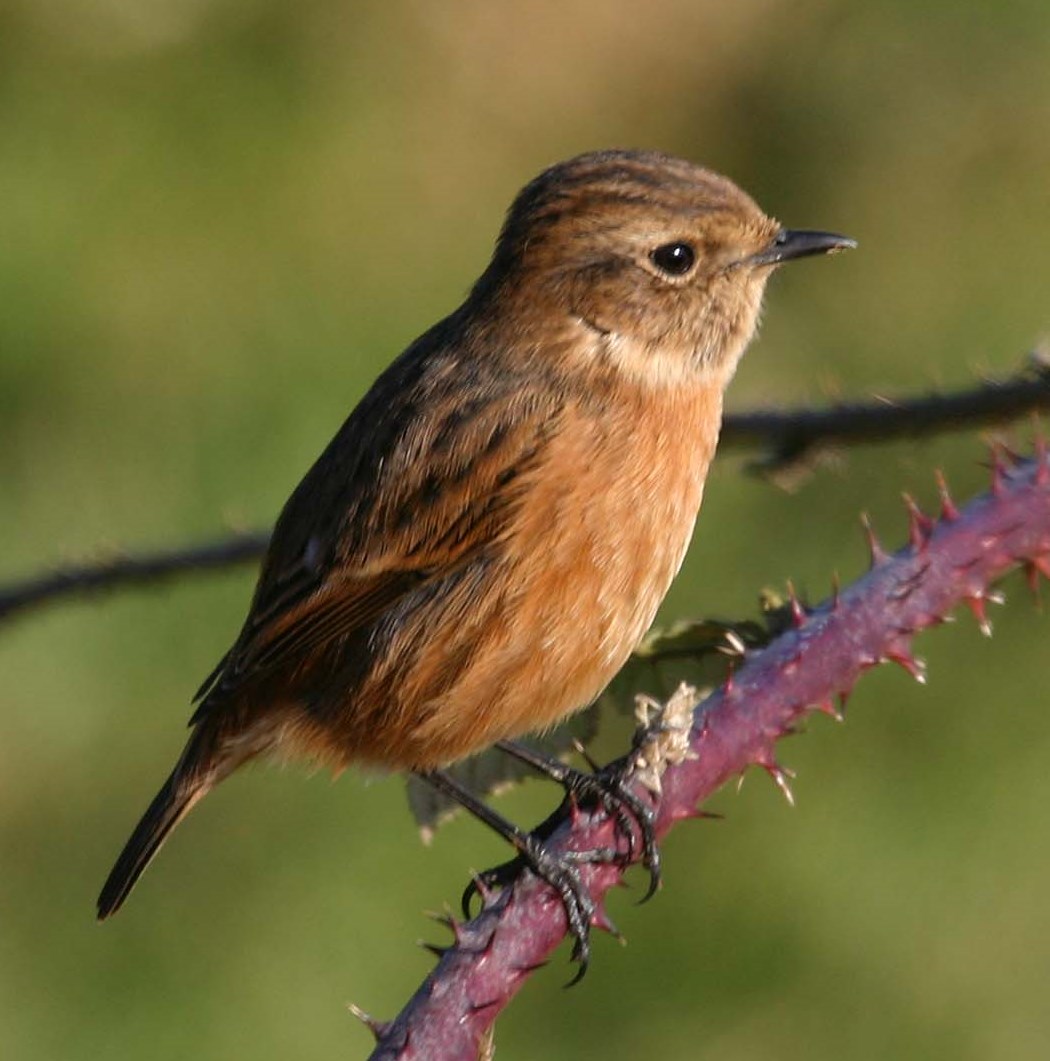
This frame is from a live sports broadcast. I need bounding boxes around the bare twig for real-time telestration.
[720,352,1050,473]
[2,360,1048,629]
[363,446,1050,1059]
[0,532,269,625]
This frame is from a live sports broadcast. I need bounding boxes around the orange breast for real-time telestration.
[390,379,724,768]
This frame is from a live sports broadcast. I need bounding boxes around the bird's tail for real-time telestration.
[97,728,219,920]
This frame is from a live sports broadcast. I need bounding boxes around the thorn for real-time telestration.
[347,1003,392,1042]
[998,439,1025,466]
[572,738,601,773]
[830,571,841,611]
[670,805,723,823]
[902,492,933,550]
[418,940,449,960]
[787,579,807,627]
[669,804,699,823]
[935,470,959,521]
[1025,555,1050,604]
[815,697,845,722]
[860,512,889,567]
[886,647,928,684]
[986,442,1009,497]
[591,904,625,942]
[838,689,852,714]
[1025,554,1050,599]
[1025,560,1042,598]
[439,908,471,944]
[468,994,503,1014]
[964,594,993,637]
[763,762,796,807]
[467,871,494,908]
[425,905,458,932]
[724,664,735,694]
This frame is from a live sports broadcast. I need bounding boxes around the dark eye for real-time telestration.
[650,241,697,277]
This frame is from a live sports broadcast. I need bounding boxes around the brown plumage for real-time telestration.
[98,149,853,919]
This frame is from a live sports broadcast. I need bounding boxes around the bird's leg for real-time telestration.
[494,740,662,903]
[417,768,597,977]
[456,791,581,924]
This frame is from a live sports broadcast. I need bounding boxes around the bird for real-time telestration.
[97,149,854,957]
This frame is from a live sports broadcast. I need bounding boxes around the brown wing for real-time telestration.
[192,337,562,717]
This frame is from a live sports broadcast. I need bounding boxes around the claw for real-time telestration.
[514,831,596,982]
[494,742,663,908]
[460,843,606,983]
[445,743,667,982]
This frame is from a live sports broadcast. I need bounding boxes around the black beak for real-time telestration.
[749,228,857,267]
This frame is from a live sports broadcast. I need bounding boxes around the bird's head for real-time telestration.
[477,149,854,387]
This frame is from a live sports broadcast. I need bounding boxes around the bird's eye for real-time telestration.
[650,241,697,277]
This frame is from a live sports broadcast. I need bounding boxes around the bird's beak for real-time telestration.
[749,229,857,267]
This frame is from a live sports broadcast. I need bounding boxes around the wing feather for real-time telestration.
[193,341,562,716]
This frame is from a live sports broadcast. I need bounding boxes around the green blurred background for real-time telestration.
[2,1,1049,1057]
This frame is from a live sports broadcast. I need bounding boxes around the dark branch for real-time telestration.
[720,352,1050,473]
[0,532,269,625]
[364,446,1050,1059]
[2,359,1048,629]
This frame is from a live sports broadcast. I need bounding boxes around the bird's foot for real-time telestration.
[494,741,662,901]
[463,831,623,983]
[458,749,661,983]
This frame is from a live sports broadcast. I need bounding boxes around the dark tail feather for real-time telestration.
[97,762,211,921]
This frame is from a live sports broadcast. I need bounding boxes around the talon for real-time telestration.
[432,745,664,981]
[494,741,664,901]
[637,841,662,904]
[516,832,594,983]
[588,759,662,902]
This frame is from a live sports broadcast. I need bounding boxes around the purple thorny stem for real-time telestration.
[364,444,1050,1061]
